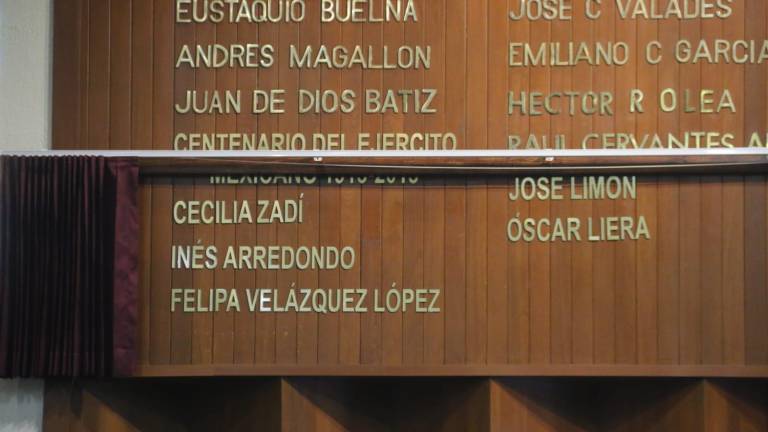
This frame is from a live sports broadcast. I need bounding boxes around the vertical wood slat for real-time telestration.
[287,9,317,366]
[148,0,174,368]
[359,4,384,365]
[134,0,155,365]
[549,182,571,365]
[656,4,681,366]
[190,179,214,365]
[528,196,550,365]
[466,180,487,365]
[211,192,235,361]
[679,178,702,365]
[722,0,747,368]
[591,0,616,365]
[401,0,426,366]
[210,12,239,366]
[745,177,768,364]
[149,179,172,365]
[722,178,746,365]
[109,0,131,150]
[525,0,552,366]
[230,1,257,363]
[381,5,405,366]
[169,0,195,366]
[231,0,257,364]
[339,182,363,365]
[635,3,659,365]
[568,0,594,366]
[337,14,365,367]
[571,181,594,366]
[318,184,341,364]
[507,187,530,365]
[402,183,425,364]
[485,0,509,366]
[234,180,257,364]
[443,0,468,366]
[382,184,404,365]
[444,178,467,366]
[131,0,153,151]
[657,177,680,365]
[297,182,320,365]
[254,184,278,365]
[636,177,658,365]
[252,16,279,365]
[613,5,638,365]
[190,17,215,366]
[360,183,382,365]
[745,0,768,142]
[699,4,726,366]
[152,0,172,151]
[506,0,531,367]
[744,0,768,366]
[78,0,90,150]
[275,19,301,365]
[315,3,343,367]
[52,0,83,149]
[274,180,298,365]
[701,177,724,365]
[678,10,703,367]
[422,0,447,367]
[91,0,119,149]
[569,2,595,363]
[549,12,573,366]
[466,0,489,366]
[171,179,193,364]
[486,178,508,365]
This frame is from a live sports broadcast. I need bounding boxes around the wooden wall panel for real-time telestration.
[51,0,768,377]
[170,179,194,364]
[128,175,768,375]
[55,1,768,152]
[131,0,153,151]
[190,179,213,364]
[702,177,724,365]
[297,182,320,365]
[723,179,747,363]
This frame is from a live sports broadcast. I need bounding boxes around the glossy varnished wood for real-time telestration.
[49,0,768,380]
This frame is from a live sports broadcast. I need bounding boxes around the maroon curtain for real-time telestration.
[0,156,139,377]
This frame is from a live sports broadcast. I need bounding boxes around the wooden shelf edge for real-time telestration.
[130,364,768,379]
[137,153,768,176]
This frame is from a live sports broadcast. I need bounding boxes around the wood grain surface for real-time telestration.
[51,0,768,377]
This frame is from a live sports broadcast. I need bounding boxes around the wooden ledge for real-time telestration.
[133,364,768,378]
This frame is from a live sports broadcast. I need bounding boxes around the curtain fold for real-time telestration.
[0,156,139,378]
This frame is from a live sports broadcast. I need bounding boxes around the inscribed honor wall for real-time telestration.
[53,0,768,374]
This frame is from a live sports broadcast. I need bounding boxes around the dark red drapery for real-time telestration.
[0,156,139,377]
